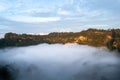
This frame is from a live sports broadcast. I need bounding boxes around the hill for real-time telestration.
[0,28,120,52]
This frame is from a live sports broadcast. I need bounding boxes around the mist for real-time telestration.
[0,43,120,80]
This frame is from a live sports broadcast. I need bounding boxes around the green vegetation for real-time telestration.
[0,28,120,52]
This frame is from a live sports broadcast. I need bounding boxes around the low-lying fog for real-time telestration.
[0,44,120,80]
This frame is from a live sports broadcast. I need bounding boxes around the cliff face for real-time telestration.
[0,29,120,52]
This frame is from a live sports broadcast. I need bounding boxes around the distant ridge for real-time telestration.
[0,28,120,52]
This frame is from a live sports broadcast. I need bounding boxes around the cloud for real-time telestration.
[0,25,9,30]
[0,25,13,30]
[57,8,71,16]
[7,15,61,23]
[51,27,73,32]
[19,8,52,15]
[81,0,120,14]
[0,5,6,11]
[0,2,8,11]
[0,0,120,33]
[38,32,48,35]
[27,8,50,13]
[0,44,120,80]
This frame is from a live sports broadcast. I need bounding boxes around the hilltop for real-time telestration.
[0,28,120,52]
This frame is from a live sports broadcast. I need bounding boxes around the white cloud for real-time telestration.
[0,44,119,80]
[69,0,74,4]
[84,24,110,29]
[0,3,7,11]
[0,0,119,32]
[7,15,61,23]
[27,33,48,35]
[59,28,72,32]
[20,8,51,14]
[52,27,72,32]
[0,25,12,30]
[38,32,48,35]
[57,8,71,16]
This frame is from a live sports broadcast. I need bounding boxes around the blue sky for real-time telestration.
[0,0,120,34]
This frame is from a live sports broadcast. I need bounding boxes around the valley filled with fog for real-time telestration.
[0,44,120,80]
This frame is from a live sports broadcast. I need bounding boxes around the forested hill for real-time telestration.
[0,29,120,52]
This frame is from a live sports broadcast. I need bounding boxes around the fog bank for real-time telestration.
[0,44,120,80]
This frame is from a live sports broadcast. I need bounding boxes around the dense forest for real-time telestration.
[0,28,120,52]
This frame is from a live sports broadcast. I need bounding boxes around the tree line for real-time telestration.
[0,28,120,52]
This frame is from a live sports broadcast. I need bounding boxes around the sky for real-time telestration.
[0,0,120,34]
